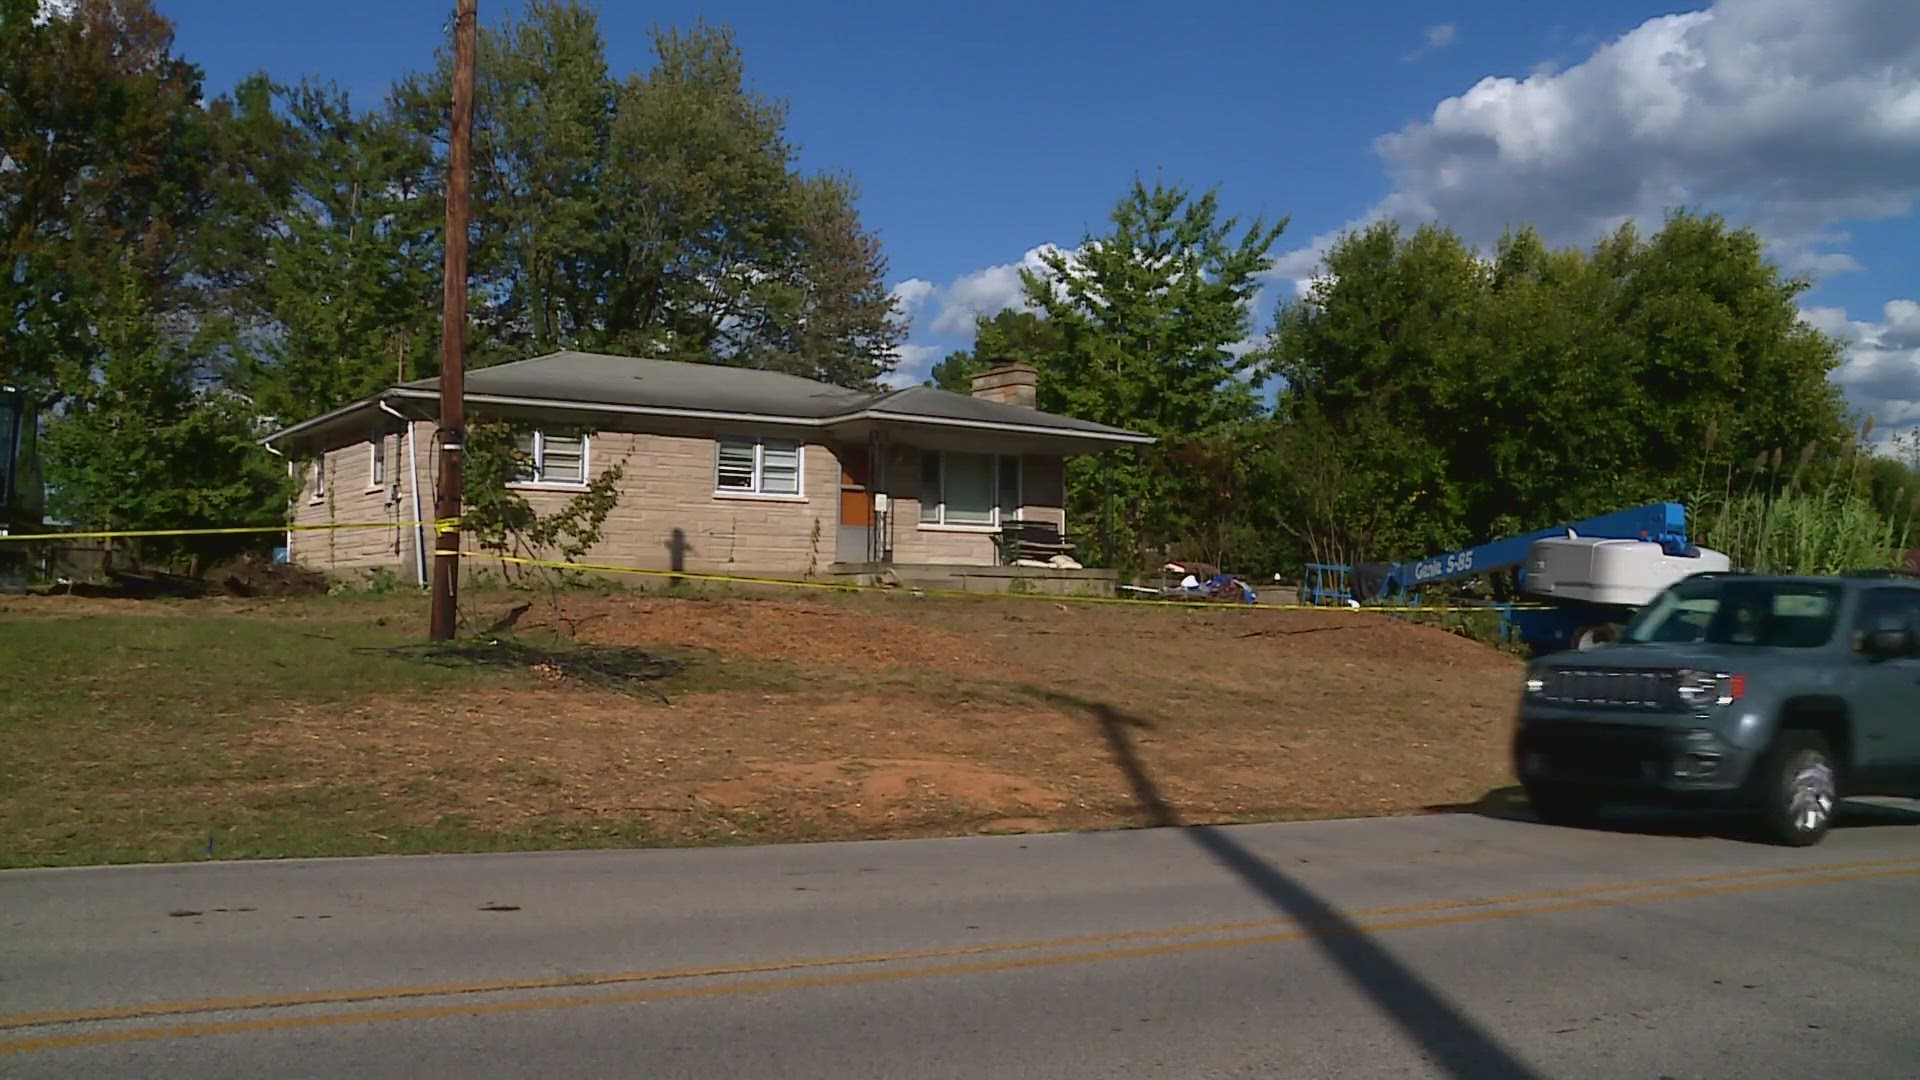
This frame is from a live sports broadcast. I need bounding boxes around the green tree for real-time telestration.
[391,5,902,386]
[0,0,216,401]
[1016,179,1286,565]
[1251,400,1405,573]
[925,310,1065,392]
[40,263,291,570]
[1264,222,1485,557]
[756,170,902,386]
[465,0,611,357]
[209,77,443,423]
[1266,211,1853,562]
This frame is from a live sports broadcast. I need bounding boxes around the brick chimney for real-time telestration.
[969,360,1038,409]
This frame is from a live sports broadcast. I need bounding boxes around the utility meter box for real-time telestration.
[1523,535,1730,607]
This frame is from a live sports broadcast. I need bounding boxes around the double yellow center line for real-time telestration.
[4,855,1916,1055]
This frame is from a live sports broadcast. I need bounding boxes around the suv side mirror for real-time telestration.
[1861,627,1913,659]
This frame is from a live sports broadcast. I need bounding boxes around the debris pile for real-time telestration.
[1158,561,1259,604]
[214,552,330,597]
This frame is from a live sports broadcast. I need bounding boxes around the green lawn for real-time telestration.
[0,603,531,867]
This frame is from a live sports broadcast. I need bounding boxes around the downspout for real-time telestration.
[380,399,428,588]
[263,441,291,561]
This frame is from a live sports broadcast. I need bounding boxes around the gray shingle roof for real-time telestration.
[399,351,875,420]
[266,350,1152,448]
[864,385,1140,439]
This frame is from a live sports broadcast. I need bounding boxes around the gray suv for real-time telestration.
[1513,571,1920,845]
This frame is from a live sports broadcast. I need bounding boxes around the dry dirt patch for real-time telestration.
[535,595,995,672]
[4,589,1529,865]
[247,689,1085,837]
[241,622,1521,845]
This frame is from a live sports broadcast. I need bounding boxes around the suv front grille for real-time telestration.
[1538,668,1678,711]
[1517,720,1673,782]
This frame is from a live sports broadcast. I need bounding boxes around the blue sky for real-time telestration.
[160,0,1920,439]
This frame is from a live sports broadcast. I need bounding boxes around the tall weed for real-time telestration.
[1690,420,1918,575]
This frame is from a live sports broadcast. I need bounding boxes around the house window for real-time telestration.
[919,451,1021,527]
[308,458,326,503]
[714,436,803,496]
[368,436,387,489]
[511,429,589,487]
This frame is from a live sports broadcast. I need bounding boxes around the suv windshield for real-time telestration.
[1623,576,1842,648]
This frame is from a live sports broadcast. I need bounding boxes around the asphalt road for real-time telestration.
[4,802,1919,1079]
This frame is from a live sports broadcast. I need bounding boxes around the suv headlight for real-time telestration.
[1524,671,1546,695]
[1675,669,1745,708]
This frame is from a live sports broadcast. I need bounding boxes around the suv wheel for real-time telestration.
[1523,785,1602,828]
[1754,731,1837,847]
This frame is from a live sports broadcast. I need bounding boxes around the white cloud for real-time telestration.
[908,234,1340,368]
[880,342,944,389]
[927,245,1075,335]
[1425,24,1458,48]
[1371,0,1920,273]
[881,277,946,387]
[1815,300,1920,440]
[1266,235,1344,299]
[889,278,936,319]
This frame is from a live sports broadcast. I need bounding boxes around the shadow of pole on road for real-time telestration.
[1057,690,1544,1080]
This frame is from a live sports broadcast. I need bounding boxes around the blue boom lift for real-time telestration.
[1300,502,1727,655]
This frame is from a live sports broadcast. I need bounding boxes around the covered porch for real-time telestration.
[820,404,1146,596]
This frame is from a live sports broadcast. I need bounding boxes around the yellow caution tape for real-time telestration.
[0,519,461,543]
[0,519,1553,615]
[464,551,1555,613]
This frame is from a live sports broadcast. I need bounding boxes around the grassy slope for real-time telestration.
[0,592,1523,869]
[1,604,521,867]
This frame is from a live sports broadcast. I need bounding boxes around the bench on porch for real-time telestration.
[994,519,1081,565]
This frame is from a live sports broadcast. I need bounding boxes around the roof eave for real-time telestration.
[392,388,1155,444]
[265,387,1154,450]
[851,408,1155,446]
[385,387,833,428]
[258,394,392,450]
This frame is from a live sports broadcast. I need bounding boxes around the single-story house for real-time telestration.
[260,351,1152,593]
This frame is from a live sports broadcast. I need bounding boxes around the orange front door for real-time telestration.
[837,448,875,562]
[837,451,875,526]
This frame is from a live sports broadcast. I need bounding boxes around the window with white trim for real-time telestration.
[918,451,1021,527]
[368,436,387,489]
[308,458,326,503]
[511,429,589,486]
[714,436,803,496]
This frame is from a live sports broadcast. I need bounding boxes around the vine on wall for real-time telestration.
[461,420,625,589]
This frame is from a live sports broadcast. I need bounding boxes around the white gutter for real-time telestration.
[262,442,292,560]
[380,400,428,587]
[379,388,1158,447]
[383,388,841,429]
[851,407,1158,445]
[259,386,1154,482]
[257,396,387,446]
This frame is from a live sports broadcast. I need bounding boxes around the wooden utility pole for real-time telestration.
[430,0,477,641]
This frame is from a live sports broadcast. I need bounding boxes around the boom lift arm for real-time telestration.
[1366,502,1696,602]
